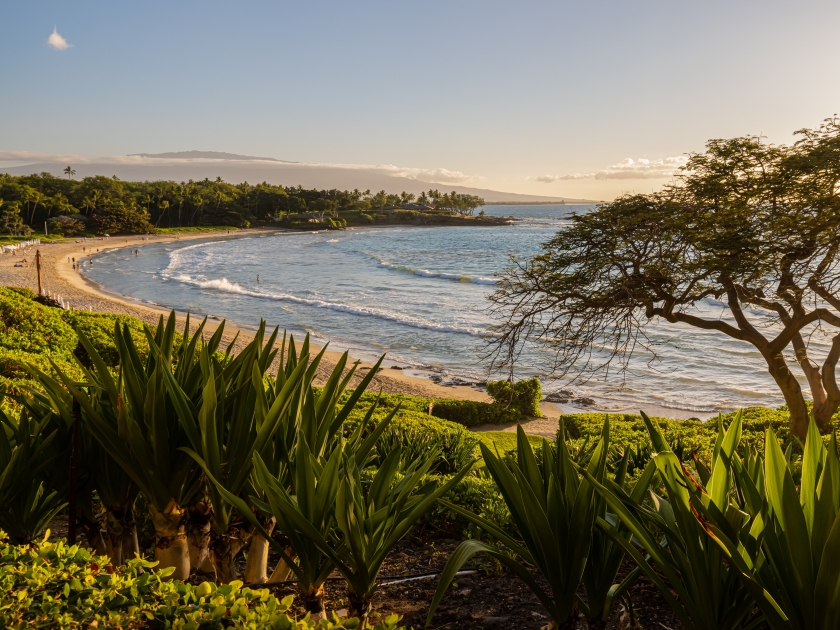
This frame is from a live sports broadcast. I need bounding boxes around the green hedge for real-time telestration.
[486,377,542,417]
[430,398,522,426]
[0,531,402,629]
[560,407,795,464]
[340,390,522,427]
[0,287,153,404]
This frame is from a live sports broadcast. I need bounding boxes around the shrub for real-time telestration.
[0,289,156,402]
[429,472,511,537]
[344,402,480,476]
[0,531,402,629]
[62,309,150,367]
[359,212,374,224]
[89,204,155,235]
[0,287,80,398]
[561,407,796,466]
[430,398,522,426]
[378,412,480,475]
[486,377,542,417]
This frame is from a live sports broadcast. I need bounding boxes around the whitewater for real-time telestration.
[85,204,826,417]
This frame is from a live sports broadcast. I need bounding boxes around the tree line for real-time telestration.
[0,171,485,235]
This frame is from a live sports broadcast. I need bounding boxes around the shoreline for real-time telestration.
[0,228,722,430]
[0,228,495,404]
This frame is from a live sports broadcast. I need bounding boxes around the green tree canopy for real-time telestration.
[488,117,840,437]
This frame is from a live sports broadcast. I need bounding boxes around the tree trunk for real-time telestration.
[267,545,297,583]
[348,592,374,629]
[149,498,190,580]
[186,501,213,573]
[209,523,249,584]
[813,334,840,431]
[244,517,275,584]
[300,584,326,621]
[766,350,811,439]
[103,502,139,565]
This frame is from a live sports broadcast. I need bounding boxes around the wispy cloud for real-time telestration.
[370,165,478,184]
[0,151,86,163]
[530,156,688,183]
[47,27,71,50]
[0,151,482,185]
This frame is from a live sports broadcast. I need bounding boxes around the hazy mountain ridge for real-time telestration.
[2,151,599,204]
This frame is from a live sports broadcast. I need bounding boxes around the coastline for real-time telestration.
[0,228,718,433]
[0,228,496,404]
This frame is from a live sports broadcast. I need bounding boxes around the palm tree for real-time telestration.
[155,200,170,227]
[63,166,76,179]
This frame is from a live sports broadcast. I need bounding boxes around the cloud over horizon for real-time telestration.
[47,27,71,50]
[0,151,481,186]
[530,156,689,183]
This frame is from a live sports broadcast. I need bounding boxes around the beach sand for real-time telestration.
[0,229,502,404]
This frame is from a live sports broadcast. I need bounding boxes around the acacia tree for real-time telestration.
[488,118,840,438]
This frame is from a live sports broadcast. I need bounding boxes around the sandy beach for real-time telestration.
[0,229,504,399]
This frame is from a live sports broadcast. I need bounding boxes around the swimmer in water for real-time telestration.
[257,274,260,283]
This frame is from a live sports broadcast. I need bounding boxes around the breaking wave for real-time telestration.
[167,274,488,337]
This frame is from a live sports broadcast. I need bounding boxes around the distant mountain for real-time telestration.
[2,152,600,204]
[129,151,296,163]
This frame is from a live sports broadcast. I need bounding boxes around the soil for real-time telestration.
[49,519,686,630]
[251,532,684,630]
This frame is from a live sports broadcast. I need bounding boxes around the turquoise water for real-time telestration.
[85,205,821,415]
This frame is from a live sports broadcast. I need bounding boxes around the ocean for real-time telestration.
[85,204,821,418]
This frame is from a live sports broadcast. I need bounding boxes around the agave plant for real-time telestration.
[428,421,610,630]
[199,367,396,616]
[17,367,137,561]
[580,446,656,629]
[0,405,66,544]
[584,411,763,630]
[698,417,840,630]
[52,312,226,579]
[246,441,472,629]
[245,338,388,584]
[169,324,310,582]
[332,447,474,627]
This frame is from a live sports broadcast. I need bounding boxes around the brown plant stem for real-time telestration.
[149,498,190,580]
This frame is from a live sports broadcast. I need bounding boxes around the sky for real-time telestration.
[1,1,839,199]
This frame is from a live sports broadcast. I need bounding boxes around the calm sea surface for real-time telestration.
[85,205,824,417]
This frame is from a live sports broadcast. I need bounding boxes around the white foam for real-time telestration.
[376,258,498,285]
[168,274,490,337]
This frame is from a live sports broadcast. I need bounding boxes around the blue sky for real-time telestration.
[2,1,839,198]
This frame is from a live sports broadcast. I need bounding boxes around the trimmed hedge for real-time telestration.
[342,390,524,428]
[430,398,522,427]
[560,407,795,464]
[486,377,543,418]
[0,531,402,629]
